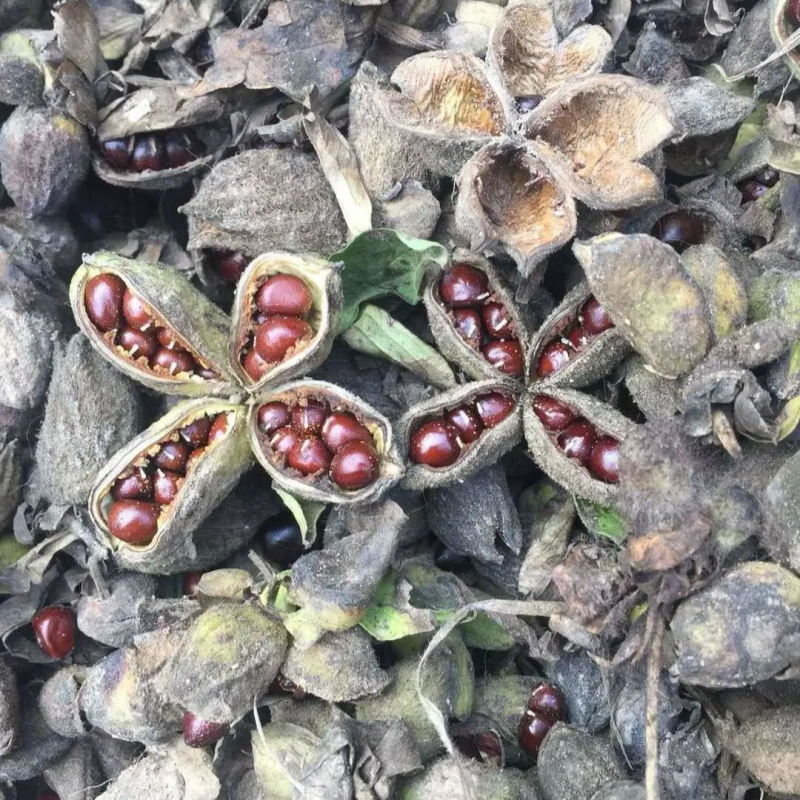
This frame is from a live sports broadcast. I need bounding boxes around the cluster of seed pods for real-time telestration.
[517,682,566,759]
[83,273,217,378]
[98,130,202,173]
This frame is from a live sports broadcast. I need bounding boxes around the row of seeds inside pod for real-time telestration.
[257,398,380,490]
[439,263,524,378]
[409,391,517,467]
[83,273,217,378]
[98,130,203,173]
[106,412,231,545]
[532,395,619,483]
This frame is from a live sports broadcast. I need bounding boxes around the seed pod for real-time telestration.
[399,756,532,800]
[0,105,89,217]
[0,207,79,279]
[0,660,17,755]
[252,722,320,800]
[70,251,237,395]
[396,380,523,491]
[231,254,342,391]
[0,437,20,531]
[35,334,142,506]
[527,283,630,389]
[89,399,253,569]
[251,380,404,504]
[0,31,45,106]
[622,355,681,421]
[523,388,636,504]
[38,667,86,739]
[155,602,288,724]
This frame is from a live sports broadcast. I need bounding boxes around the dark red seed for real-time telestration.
[453,731,503,766]
[475,392,516,428]
[186,446,207,472]
[182,712,229,748]
[156,327,187,351]
[580,296,614,336]
[242,348,271,381]
[208,414,229,444]
[650,210,705,252]
[164,130,199,169]
[535,340,571,378]
[84,273,125,332]
[557,419,596,467]
[261,516,305,565]
[291,399,329,435]
[107,499,160,545]
[152,347,197,375]
[100,137,132,170]
[270,426,301,457]
[255,274,313,317]
[738,180,769,203]
[182,571,202,595]
[588,436,620,483]
[439,264,490,307]
[755,166,779,186]
[567,326,588,351]
[483,339,524,377]
[154,441,190,473]
[517,711,553,759]
[154,469,182,505]
[122,289,154,331]
[180,417,212,447]
[215,251,248,283]
[322,411,372,452]
[112,469,153,500]
[31,606,76,660]
[258,402,292,435]
[451,307,484,350]
[482,302,514,340]
[528,683,566,724]
[330,440,379,489]
[117,326,158,359]
[444,404,484,443]
[38,792,60,800]
[409,419,462,468]
[516,94,542,113]
[287,436,332,475]
[270,673,306,698]
[130,134,166,172]
[532,395,575,432]
[254,316,313,363]
[787,0,800,26]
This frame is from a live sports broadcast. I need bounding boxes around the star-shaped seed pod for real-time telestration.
[69,250,405,574]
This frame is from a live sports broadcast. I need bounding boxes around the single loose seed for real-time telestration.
[527,683,566,724]
[650,210,705,252]
[260,515,305,565]
[517,711,553,759]
[182,712,229,748]
[32,606,76,660]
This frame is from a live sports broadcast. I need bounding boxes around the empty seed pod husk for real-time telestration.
[528,282,630,390]
[523,76,676,209]
[623,355,681,421]
[0,660,16,756]
[771,0,800,79]
[455,141,578,279]
[89,398,253,569]
[182,148,348,261]
[251,379,404,505]
[573,233,712,378]
[524,387,636,504]
[35,334,142,506]
[231,254,343,392]
[155,602,288,723]
[396,379,523,491]
[38,667,86,740]
[424,251,535,382]
[71,251,237,395]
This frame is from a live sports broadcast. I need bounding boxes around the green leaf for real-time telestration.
[358,569,436,641]
[0,535,28,570]
[575,498,630,542]
[331,229,448,331]
[343,304,456,389]
[274,488,326,546]
[457,613,516,651]
[777,395,800,441]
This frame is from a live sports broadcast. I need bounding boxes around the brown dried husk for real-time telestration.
[522,75,676,209]
[250,379,404,505]
[454,141,578,279]
[89,398,254,572]
[424,250,535,383]
[230,253,343,392]
[527,282,631,390]
[70,251,237,396]
[523,387,637,504]
[395,379,524,491]
[38,667,86,740]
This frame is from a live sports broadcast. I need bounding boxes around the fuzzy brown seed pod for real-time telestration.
[0,105,89,217]
[35,334,142,506]
[181,148,348,259]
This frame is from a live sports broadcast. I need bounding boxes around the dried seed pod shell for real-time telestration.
[89,399,254,569]
[250,380,404,504]
[771,0,800,79]
[455,141,577,279]
[231,253,342,391]
[523,388,636,504]
[70,251,237,396]
[527,283,630,390]
[424,252,534,382]
[573,233,712,378]
[91,151,214,192]
[396,379,523,491]
[38,667,86,739]
[523,76,676,210]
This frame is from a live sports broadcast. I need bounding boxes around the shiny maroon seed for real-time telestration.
[164,131,198,169]
[156,326,187,350]
[528,683,566,723]
[738,180,769,203]
[444,404,484,443]
[580,296,614,336]
[567,326,588,351]
[117,326,158,359]
[242,348,271,381]
[254,316,313,363]
[182,571,202,595]
[180,417,212,447]
[99,137,131,170]
[130,134,166,172]
[557,419,596,467]
[182,712,229,748]
[153,470,182,505]
[84,274,125,332]
[536,340,571,378]
[482,302,514,340]
[451,307,484,350]
[152,347,196,375]
[439,264,490,307]
[330,440,380,489]
[532,395,575,432]
[588,436,620,483]
[154,441,190,473]
[31,606,76,660]
[258,402,292,435]
[291,399,329,435]
[122,289,154,330]
[322,411,372,452]
[112,470,153,500]
[650,210,705,252]
[517,711,553,759]
[255,274,313,317]
[287,436,332,475]
[270,426,301,457]
[483,339,524,377]
[207,414,229,444]
[107,500,160,545]
[409,419,462,468]
[475,392,516,427]
[215,251,248,283]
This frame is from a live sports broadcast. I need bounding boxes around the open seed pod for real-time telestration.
[523,388,636,504]
[771,0,800,79]
[70,251,237,396]
[396,379,523,491]
[455,141,577,279]
[89,398,254,568]
[424,251,534,382]
[528,282,630,390]
[230,253,342,391]
[522,76,676,209]
[250,379,404,504]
